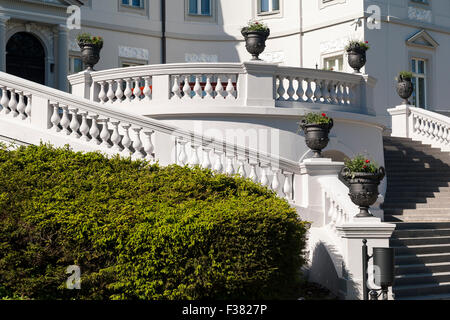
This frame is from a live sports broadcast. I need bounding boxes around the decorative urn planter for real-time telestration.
[340,165,385,218]
[300,113,334,158]
[77,33,103,71]
[345,41,369,73]
[241,21,270,61]
[396,74,414,105]
[78,42,101,71]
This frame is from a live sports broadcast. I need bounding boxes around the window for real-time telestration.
[188,0,211,16]
[69,55,83,75]
[258,0,280,14]
[411,58,427,108]
[122,61,145,68]
[121,0,143,8]
[323,55,343,71]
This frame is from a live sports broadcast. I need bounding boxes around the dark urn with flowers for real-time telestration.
[346,40,370,73]
[299,112,334,158]
[396,71,414,105]
[241,20,270,61]
[339,155,385,218]
[77,33,104,71]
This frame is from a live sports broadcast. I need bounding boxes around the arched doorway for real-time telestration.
[6,32,45,85]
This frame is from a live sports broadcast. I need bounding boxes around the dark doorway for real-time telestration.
[6,32,45,85]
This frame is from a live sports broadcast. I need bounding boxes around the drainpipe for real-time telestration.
[161,0,166,64]
[299,0,303,67]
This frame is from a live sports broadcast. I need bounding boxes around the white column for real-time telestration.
[57,24,69,92]
[0,15,10,72]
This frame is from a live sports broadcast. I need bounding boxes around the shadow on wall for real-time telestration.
[322,150,348,162]
[306,241,359,300]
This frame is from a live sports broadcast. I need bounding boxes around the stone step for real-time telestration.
[385,215,450,223]
[395,262,450,275]
[392,244,450,255]
[386,181,450,187]
[386,192,450,199]
[394,292,450,300]
[391,236,450,246]
[387,173,450,178]
[394,271,450,286]
[393,228,450,238]
[393,282,450,298]
[394,222,450,230]
[382,202,450,209]
[395,253,450,265]
[386,187,450,194]
[384,208,450,215]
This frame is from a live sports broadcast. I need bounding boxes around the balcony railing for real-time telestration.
[69,62,377,115]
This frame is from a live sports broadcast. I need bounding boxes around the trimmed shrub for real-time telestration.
[0,144,308,300]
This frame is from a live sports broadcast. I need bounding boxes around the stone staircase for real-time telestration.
[383,136,450,300]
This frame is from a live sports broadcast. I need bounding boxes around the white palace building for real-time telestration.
[1,0,450,300]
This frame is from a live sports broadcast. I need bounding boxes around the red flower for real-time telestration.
[363,165,367,169]
[255,22,259,24]
[321,113,326,117]
[365,159,370,163]
[365,41,368,44]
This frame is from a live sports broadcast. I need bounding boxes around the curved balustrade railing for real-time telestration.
[0,71,298,201]
[69,62,374,114]
[389,105,450,152]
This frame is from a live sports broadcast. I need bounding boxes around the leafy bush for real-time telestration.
[396,71,413,81]
[0,144,307,300]
[300,112,332,125]
[241,20,270,33]
[345,40,370,51]
[77,33,103,48]
[343,154,379,174]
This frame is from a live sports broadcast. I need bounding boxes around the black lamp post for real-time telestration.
[362,239,395,300]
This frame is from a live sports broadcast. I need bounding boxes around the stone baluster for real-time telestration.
[182,75,192,99]
[69,107,80,138]
[271,168,280,192]
[25,94,32,118]
[342,83,350,105]
[16,91,26,119]
[213,149,223,172]
[110,120,123,152]
[321,80,330,104]
[201,147,212,169]
[133,78,142,101]
[260,164,269,187]
[443,126,449,146]
[433,121,439,141]
[427,120,434,138]
[277,76,285,101]
[226,76,236,99]
[89,114,101,145]
[115,79,124,103]
[419,116,425,135]
[50,102,61,132]
[204,75,214,99]
[106,80,115,103]
[121,124,132,156]
[329,81,337,105]
[189,143,200,166]
[215,76,224,99]
[132,127,144,159]
[99,118,111,148]
[305,79,313,103]
[98,81,107,104]
[60,105,71,135]
[286,76,295,101]
[0,86,9,115]
[225,154,235,175]
[79,112,90,141]
[143,130,155,160]
[347,83,355,106]
[283,171,293,200]
[438,123,444,143]
[336,82,343,105]
[237,158,247,177]
[8,88,18,117]
[295,77,304,102]
[249,162,258,182]
[172,75,181,99]
[193,75,202,99]
[177,139,188,165]
[143,76,152,101]
[313,79,322,103]
[124,78,133,102]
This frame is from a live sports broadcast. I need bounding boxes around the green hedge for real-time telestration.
[0,144,308,300]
